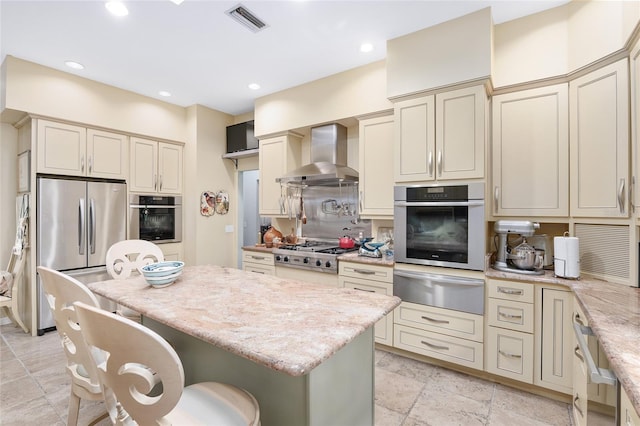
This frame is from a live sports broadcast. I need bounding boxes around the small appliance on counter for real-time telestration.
[359,241,384,258]
[493,220,545,275]
[554,232,580,279]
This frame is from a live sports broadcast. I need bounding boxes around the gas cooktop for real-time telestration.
[273,241,358,273]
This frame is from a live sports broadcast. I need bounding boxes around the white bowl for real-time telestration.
[144,270,182,288]
[141,261,184,278]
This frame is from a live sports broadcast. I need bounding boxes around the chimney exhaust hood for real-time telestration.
[277,123,358,186]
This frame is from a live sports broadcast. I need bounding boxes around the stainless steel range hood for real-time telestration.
[277,123,358,186]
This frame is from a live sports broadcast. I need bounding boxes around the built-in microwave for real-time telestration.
[393,183,485,271]
[129,195,182,243]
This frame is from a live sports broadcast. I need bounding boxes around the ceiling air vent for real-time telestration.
[226,4,268,33]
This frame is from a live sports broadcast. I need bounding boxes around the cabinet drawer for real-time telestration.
[340,276,394,346]
[487,279,534,303]
[487,298,534,333]
[242,251,274,266]
[394,324,483,370]
[339,261,393,283]
[242,264,275,276]
[486,327,534,383]
[394,301,483,342]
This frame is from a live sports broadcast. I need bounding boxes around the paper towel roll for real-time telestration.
[554,236,580,278]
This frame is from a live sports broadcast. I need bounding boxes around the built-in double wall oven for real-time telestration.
[393,182,486,315]
[129,194,182,243]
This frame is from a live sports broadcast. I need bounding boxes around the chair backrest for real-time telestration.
[36,266,101,393]
[1,251,26,298]
[105,240,164,279]
[74,301,184,425]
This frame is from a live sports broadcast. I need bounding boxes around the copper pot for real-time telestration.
[263,226,283,244]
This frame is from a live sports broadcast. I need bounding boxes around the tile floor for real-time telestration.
[0,323,612,425]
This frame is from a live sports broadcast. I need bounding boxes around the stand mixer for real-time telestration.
[493,220,545,275]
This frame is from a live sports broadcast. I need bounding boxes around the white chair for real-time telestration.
[74,301,261,426]
[37,266,107,426]
[0,251,29,334]
[105,240,164,322]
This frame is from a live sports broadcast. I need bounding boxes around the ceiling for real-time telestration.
[0,0,569,116]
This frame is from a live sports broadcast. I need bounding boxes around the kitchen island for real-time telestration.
[87,264,400,426]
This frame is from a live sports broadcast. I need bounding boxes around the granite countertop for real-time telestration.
[242,245,274,254]
[485,267,640,416]
[337,251,395,267]
[87,265,400,377]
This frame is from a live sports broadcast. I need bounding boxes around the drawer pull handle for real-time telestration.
[354,287,375,293]
[421,315,450,324]
[498,312,522,320]
[421,340,449,351]
[498,350,522,359]
[353,269,375,275]
[573,395,584,417]
[497,287,523,295]
[250,270,265,274]
[250,255,266,260]
[574,312,585,326]
[574,345,584,363]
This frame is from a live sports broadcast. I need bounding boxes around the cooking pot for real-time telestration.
[339,236,355,249]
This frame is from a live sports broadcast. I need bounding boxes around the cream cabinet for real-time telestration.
[621,386,640,426]
[37,119,128,180]
[339,261,394,345]
[258,133,302,216]
[394,85,486,183]
[535,286,573,394]
[632,38,640,217]
[358,114,394,218]
[491,84,569,217]
[130,137,183,194]
[242,250,275,276]
[394,301,483,370]
[570,59,629,217]
[159,243,183,261]
[485,279,534,383]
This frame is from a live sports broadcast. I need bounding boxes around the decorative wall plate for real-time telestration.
[201,191,215,216]
[214,191,229,215]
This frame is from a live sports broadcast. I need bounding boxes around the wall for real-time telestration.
[0,123,17,268]
[254,60,391,138]
[1,56,187,142]
[184,105,236,267]
[493,1,640,88]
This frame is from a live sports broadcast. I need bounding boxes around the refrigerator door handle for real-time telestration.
[89,198,96,254]
[79,199,86,255]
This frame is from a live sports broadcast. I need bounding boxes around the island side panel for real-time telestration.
[308,328,374,426]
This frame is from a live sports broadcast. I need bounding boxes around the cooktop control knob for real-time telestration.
[325,261,332,268]
[315,260,322,267]
[275,255,281,261]
[283,256,289,262]
[303,257,310,264]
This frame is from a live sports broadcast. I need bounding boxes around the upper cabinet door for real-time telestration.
[130,137,158,193]
[359,114,394,218]
[570,59,630,218]
[36,120,87,176]
[435,85,486,181]
[258,134,301,216]
[492,84,569,217]
[157,142,183,194]
[86,129,128,180]
[394,95,436,183]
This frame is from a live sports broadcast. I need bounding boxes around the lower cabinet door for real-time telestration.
[486,327,534,383]
[572,340,589,426]
[394,324,483,370]
[340,276,393,346]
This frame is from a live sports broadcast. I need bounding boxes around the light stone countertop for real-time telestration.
[87,264,400,377]
[485,267,640,416]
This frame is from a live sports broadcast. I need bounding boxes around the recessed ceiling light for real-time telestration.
[360,43,374,53]
[65,61,85,70]
[158,91,172,97]
[248,83,261,90]
[105,1,129,17]
[169,0,185,4]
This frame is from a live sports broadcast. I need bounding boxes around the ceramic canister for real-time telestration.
[554,235,580,279]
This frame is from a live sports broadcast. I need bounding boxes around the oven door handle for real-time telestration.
[129,205,178,209]
[573,322,617,386]
[394,201,485,207]
[393,270,484,287]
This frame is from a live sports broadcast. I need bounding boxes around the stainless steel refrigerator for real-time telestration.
[36,176,126,334]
